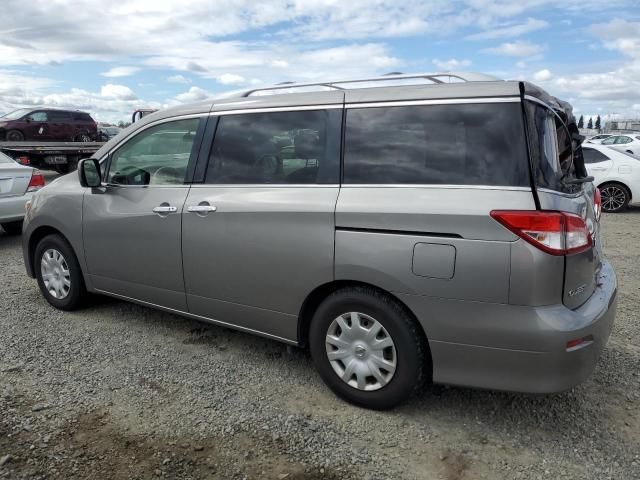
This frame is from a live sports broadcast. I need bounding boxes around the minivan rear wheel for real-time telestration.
[34,234,87,311]
[600,183,630,212]
[6,129,24,142]
[309,286,426,409]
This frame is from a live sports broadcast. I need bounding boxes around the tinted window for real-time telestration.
[28,111,48,122]
[343,103,529,186]
[525,102,578,193]
[107,118,200,186]
[205,110,340,184]
[73,112,93,122]
[615,136,632,144]
[582,148,610,164]
[49,111,72,121]
[601,137,616,145]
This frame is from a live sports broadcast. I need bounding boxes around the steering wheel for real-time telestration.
[151,166,182,185]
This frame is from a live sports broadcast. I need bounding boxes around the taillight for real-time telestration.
[27,170,45,192]
[490,210,592,256]
[594,188,602,221]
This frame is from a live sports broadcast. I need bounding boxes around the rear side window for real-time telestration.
[72,112,93,122]
[525,102,577,193]
[343,103,530,186]
[205,109,340,184]
[49,111,72,121]
[582,148,610,164]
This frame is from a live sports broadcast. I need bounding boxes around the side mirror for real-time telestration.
[78,158,102,188]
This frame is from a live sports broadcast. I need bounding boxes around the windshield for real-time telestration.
[1,108,32,120]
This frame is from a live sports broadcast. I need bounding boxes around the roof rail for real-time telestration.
[240,71,501,97]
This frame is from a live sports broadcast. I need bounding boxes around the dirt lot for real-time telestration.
[1,209,639,480]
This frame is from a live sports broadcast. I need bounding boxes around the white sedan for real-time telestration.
[0,151,45,234]
[598,134,640,154]
[583,143,640,212]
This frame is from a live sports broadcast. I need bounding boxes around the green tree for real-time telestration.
[587,117,593,129]
[595,115,601,130]
[577,115,584,128]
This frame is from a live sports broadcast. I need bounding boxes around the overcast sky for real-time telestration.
[0,0,638,123]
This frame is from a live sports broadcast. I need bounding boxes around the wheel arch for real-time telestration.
[27,225,69,277]
[297,279,432,377]
[597,180,632,201]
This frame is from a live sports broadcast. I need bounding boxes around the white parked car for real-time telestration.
[0,151,45,234]
[585,134,613,144]
[598,134,640,154]
[583,143,640,212]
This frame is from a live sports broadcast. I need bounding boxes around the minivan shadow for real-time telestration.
[80,295,620,439]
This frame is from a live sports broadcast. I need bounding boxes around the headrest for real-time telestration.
[294,132,320,159]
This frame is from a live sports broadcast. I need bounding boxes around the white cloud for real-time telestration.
[100,66,140,77]
[216,73,246,85]
[167,75,191,84]
[100,84,137,101]
[432,58,471,71]
[465,18,548,41]
[533,69,552,81]
[483,41,544,57]
[173,86,213,103]
[516,61,527,69]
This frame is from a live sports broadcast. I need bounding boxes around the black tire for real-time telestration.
[309,286,426,410]
[1,220,23,235]
[74,133,91,142]
[6,129,24,142]
[600,183,630,213]
[34,234,86,311]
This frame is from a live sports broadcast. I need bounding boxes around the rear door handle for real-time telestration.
[187,205,217,213]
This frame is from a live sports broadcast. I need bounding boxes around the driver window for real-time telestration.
[29,111,48,122]
[107,118,200,186]
[205,110,335,184]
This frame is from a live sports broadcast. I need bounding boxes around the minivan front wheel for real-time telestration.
[34,234,86,310]
[309,287,426,409]
[600,183,630,212]
[6,129,24,142]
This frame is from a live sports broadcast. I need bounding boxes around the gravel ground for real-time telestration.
[1,208,639,480]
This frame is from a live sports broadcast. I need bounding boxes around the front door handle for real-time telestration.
[152,204,177,214]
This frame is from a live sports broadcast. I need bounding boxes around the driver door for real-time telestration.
[83,116,206,310]
[25,111,51,140]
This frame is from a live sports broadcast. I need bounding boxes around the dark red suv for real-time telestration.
[0,108,97,142]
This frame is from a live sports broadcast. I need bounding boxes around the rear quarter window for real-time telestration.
[525,102,578,193]
[343,103,530,186]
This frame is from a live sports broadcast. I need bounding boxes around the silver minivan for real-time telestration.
[22,73,617,409]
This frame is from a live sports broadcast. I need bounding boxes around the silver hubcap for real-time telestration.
[40,249,71,299]
[325,312,397,391]
[601,186,626,211]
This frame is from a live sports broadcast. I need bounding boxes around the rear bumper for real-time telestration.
[0,192,32,223]
[398,260,617,393]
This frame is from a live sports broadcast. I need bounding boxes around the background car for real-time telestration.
[583,143,640,212]
[599,134,640,154]
[0,108,97,142]
[586,134,614,143]
[97,126,122,142]
[0,151,45,234]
